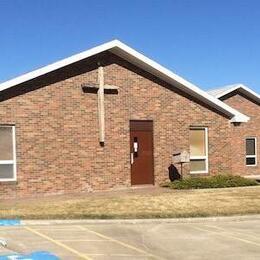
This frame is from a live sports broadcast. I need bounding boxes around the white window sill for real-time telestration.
[190,171,208,174]
[0,178,17,182]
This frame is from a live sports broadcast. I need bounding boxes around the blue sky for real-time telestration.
[0,0,259,92]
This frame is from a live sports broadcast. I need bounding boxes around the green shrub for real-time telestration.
[161,175,259,190]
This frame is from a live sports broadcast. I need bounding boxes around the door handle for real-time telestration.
[130,152,134,165]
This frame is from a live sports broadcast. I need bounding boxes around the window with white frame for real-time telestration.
[0,126,16,181]
[246,137,257,166]
[189,127,208,174]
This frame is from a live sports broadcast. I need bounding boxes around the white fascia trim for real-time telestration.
[110,42,249,123]
[0,40,249,123]
[0,40,119,92]
[215,84,260,101]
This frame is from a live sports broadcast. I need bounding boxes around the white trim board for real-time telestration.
[208,84,260,104]
[0,40,249,123]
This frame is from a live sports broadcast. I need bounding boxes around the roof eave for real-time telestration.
[215,84,260,103]
[0,40,120,92]
[0,39,247,121]
[230,114,250,123]
[110,42,247,121]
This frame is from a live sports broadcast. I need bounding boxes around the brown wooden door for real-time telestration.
[130,121,154,185]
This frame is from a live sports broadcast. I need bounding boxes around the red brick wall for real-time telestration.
[0,52,233,199]
[221,92,260,176]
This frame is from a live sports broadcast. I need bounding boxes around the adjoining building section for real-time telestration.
[208,84,260,177]
[0,40,258,199]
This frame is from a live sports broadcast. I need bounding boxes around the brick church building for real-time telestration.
[0,40,259,198]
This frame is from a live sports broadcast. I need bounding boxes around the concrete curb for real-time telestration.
[21,214,260,225]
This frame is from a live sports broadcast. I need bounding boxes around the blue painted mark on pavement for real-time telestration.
[0,251,59,259]
[0,220,21,226]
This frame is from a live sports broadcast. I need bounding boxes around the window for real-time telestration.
[189,127,208,173]
[246,138,257,166]
[0,126,16,181]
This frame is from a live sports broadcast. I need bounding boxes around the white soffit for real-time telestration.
[0,40,249,123]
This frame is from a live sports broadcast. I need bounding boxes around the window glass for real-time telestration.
[246,157,256,166]
[190,127,208,173]
[0,165,14,179]
[246,138,257,166]
[0,127,13,160]
[190,129,205,156]
[190,159,206,172]
[246,138,255,156]
[0,126,16,181]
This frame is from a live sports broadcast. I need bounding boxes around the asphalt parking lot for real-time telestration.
[0,218,259,259]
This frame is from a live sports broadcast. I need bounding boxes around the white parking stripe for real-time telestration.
[191,225,260,247]
[203,224,260,241]
[77,225,166,260]
[24,226,93,260]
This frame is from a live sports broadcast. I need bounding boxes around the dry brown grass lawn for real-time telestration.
[0,186,260,219]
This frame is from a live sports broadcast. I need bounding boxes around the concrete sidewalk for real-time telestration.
[0,217,260,259]
[21,214,260,225]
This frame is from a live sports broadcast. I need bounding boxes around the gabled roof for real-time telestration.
[208,84,260,104]
[0,40,249,123]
